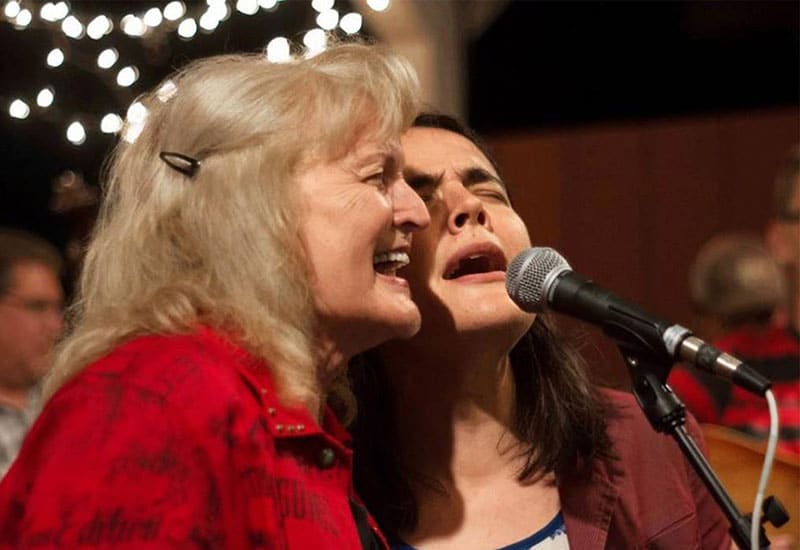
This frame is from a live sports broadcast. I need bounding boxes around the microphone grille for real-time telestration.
[506,247,571,312]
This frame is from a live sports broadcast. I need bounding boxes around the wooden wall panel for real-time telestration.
[489,134,563,248]
[484,106,799,386]
[641,118,723,326]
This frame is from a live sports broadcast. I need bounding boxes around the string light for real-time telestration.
[36,88,54,108]
[366,0,390,12]
[4,1,376,145]
[156,80,178,102]
[205,2,228,23]
[163,1,186,22]
[316,9,338,31]
[143,7,163,27]
[61,15,84,39]
[177,18,198,39]
[303,28,326,54]
[311,0,334,13]
[39,2,57,22]
[3,1,20,19]
[9,98,30,119]
[52,1,69,20]
[123,101,148,144]
[339,12,362,34]
[116,66,139,87]
[97,48,119,69]
[46,48,65,67]
[13,8,31,28]
[100,113,123,134]
[86,15,113,40]
[127,101,147,124]
[66,121,86,145]
[121,14,145,37]
[266,36,290,63]
[199,8,221,32]
[236,0,259,16]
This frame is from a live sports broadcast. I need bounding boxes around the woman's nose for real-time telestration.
[391,178,430,233]
[448,187,488,233]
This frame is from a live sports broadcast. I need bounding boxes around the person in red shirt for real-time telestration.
[670,150,800,457]
[349,114,730,549]
[0,42,430,549]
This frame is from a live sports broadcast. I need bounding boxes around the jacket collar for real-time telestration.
[196,325,352,447]
[559,448,623,548]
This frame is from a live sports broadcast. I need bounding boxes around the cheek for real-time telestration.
[500,214,532,256]
[405,230,438,285]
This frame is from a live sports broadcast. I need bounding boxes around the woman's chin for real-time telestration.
[351,307,422,355]
[384,307,423,342]
[449,306,534,341]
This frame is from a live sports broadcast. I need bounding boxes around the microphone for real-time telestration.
[505,247,771,396]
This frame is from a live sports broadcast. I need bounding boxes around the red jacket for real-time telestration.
[0,327,385,549]
[560,389,731,549]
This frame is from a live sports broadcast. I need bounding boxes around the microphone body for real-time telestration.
[506,247,771,395]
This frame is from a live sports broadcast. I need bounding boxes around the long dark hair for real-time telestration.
[348,113,614,538]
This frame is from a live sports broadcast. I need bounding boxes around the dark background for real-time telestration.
[0,0,798,253]
[470,0,798,132]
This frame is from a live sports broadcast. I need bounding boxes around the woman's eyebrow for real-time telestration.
[403,167,444,190]
[351,151,387,170]
[460,167,505,188]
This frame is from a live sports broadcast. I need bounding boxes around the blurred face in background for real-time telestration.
[777,175,800,267]
[767,174,800,329]
[0,261,64,391]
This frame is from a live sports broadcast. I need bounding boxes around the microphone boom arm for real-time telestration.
[621,347,769,549]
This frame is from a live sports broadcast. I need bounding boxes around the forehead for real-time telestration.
[401,127,497,177]
[6,261,61,297]
[316,126,402,172]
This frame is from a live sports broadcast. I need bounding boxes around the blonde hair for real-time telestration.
[46,40,420,409]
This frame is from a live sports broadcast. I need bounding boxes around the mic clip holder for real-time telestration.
[618,345,780,549]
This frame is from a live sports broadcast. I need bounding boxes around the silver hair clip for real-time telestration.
[159,151,200,178]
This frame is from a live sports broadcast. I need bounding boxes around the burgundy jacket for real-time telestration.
[560,389,731,549]
[0,327,386,549]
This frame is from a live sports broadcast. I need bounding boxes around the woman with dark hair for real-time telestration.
[350,113,730,549]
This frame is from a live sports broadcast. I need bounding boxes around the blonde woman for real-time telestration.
[0,42,428,549]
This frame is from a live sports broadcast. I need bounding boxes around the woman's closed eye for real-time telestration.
[472,185,510,205]
[414,184,436,204]
[404,173,439,204]
[362,171,387,188]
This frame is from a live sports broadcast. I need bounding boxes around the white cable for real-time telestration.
[750,389,779,550]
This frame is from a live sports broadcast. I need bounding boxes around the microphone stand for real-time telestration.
[618,347,769,549]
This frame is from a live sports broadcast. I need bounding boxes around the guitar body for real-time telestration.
[702,424,799,545]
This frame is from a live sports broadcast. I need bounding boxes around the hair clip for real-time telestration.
[159,151,200,178]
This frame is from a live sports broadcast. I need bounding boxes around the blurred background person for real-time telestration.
[0,228,63,478]
[689,233,786,342]
[678,232,787,426]
[670,149,800,457]
[766,147,800,332]
[0,42,428,548]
